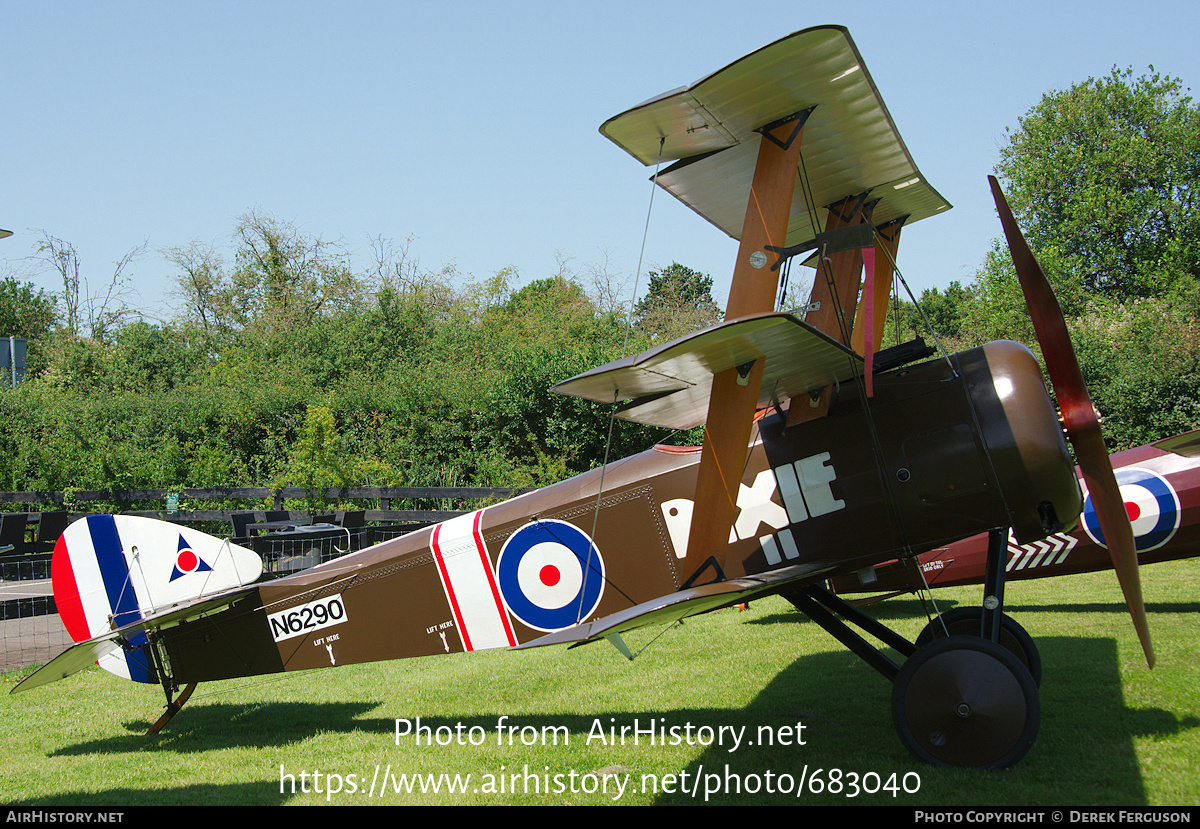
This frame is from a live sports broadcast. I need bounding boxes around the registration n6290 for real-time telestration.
[269,594,348,642]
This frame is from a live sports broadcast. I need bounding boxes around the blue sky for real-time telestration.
[3,1,1198,323]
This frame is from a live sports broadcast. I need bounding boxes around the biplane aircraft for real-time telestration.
[13,25,1155,771]
[831,430,1200,597]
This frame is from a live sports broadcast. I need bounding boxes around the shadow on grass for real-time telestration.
[12,782,291,808]
[997,600,1200,616]
[48,700,383,756]
[746,596,962,628]
[659,635,1195,806]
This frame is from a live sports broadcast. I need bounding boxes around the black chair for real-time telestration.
[37,511,69,541]
[28,511,69,553]
[230,512,256,541]
[339,510,367,550]
[0,513,29,555]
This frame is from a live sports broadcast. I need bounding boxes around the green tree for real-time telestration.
[0,276,57,341]
[959,66,1200,448]
[633,262,722,342]
[230,211,366,333]
[163,241,232,338]
[34,233,144,341]
[0,276,58,374]
[1069,291,1200,448]
[169,212,369,340]
[915,281,972,340]
[995,66,1200,301]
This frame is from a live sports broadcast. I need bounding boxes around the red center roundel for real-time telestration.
[497,520,605,632]
[1083,467,1181,552]
[177,548,198,573]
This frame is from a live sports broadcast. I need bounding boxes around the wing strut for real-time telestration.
[680,110,812,586]
[786,195,875,425]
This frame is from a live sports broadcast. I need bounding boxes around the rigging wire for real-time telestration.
[581,136,668,621]
[620,137,666,360]
[791,151,919,567]
[874,240,957,375]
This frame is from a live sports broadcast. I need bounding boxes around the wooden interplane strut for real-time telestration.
[680,113,810,585]
[786,196,875,426]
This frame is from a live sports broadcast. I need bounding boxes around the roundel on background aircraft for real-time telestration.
[496,520,604,632]
[1082,467,1181,552]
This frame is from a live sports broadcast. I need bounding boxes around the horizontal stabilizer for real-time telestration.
[11,632,127,693]
[1154,429,1200,457]
[552,313,862,429]
[513,562,825,651]
[51,514,263,683]
[12,583,258,694]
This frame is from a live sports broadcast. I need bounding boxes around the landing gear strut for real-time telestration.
[788,527,1041,768]
[915,605,1041,686]
[144,631,197,735]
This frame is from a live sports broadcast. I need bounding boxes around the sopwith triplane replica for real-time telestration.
[15,26,1154,770]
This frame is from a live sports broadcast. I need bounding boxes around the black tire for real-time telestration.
[892,635,1040,769]
[915,606,1042,687]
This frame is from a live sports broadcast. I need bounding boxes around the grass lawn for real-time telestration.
[2,558,1197,806]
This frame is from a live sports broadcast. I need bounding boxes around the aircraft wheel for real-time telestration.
[892,635,1040,769]
[915,607,1042,687]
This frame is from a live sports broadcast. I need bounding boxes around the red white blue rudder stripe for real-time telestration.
[51,515,264,683]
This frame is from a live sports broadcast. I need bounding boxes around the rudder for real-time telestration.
[51,515,263,683]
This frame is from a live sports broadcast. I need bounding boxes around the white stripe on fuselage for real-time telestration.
[430,510,517,651]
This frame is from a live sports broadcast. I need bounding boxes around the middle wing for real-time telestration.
[513,562,826,652]
[552,312,862,430]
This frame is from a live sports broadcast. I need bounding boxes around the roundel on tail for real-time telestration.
[170,535,213,581]
[496,520,604,632]
[1082,467,1180,552]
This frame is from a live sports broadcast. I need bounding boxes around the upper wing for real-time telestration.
[551,312,862,430]
[600,25,950,248]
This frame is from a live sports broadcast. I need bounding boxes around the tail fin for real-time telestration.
[51,515,263,683]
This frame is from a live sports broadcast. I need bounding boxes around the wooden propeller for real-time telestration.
[989,176,1153,668]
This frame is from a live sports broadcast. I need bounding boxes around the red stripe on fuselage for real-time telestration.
[431,522,473,652]
[472,510,517,647]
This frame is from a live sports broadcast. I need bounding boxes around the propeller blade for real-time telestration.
[988,176,1153,668]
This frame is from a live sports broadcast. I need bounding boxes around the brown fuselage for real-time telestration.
[156,340,1080,684]
[834,441,1200,594]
